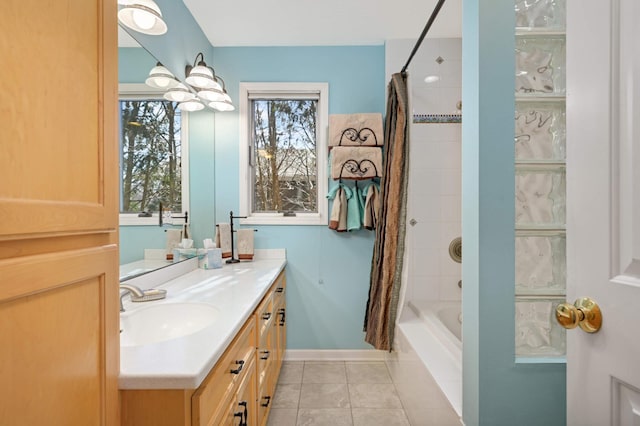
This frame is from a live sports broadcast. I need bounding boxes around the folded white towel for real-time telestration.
[237,229,255,261]
[329,113,383,147]
[215,223,232,258]
[331,146,382,180]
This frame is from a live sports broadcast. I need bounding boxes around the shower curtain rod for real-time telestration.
[401,0,447,75]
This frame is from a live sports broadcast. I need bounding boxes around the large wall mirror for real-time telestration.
[117,0,223,281]
[118,26,193,280]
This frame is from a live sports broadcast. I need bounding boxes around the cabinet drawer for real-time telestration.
[272,273,286,307]
[256,291,273,339]
[257,323,275,390]
[257,373,274,426]
[210,356,256,426]
[192,318,256,426]
[236,355,257,426]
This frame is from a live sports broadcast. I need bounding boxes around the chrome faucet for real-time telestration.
[119,284,146,312]
[119,284,167,312]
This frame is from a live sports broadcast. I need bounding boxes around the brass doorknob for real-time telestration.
[555,297,602,333]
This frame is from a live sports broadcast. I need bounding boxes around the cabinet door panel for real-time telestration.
[0,0,117,238]
[0,246,119,426]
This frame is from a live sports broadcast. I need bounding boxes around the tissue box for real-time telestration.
[172,248,197,263]
[200,248,223,269]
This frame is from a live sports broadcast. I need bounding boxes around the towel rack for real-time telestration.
[338,159,380,182]
[338,127,379,146]
[218,211,258,264]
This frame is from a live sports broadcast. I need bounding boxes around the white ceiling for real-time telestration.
[182,0,462,47]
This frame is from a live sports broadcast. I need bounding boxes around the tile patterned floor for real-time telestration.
[267,361,459,426]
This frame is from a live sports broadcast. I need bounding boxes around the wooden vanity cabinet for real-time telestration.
[211,355,256,426]
[273,277,287,378]
[256,272,286,426]
[192,319,256,425]
[120,270,286,426]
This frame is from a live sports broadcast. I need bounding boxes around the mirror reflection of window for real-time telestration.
[119,98,183,216]
[119,84,189,225]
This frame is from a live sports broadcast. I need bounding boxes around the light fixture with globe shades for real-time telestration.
[145,63,178,89]
[164,82,196,102]
[208,77,235,111]
[117,0,167,35]
[185,53,223,91]
[178,99,205,112]
[144,52,235,112]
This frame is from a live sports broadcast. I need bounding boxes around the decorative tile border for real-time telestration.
[413,114,462,124]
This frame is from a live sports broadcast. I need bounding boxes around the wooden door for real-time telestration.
[0,0,119,425]
[565,0,640,424]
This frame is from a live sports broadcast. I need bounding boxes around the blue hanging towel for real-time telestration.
[327,183,361,232]
[345,184,361,232]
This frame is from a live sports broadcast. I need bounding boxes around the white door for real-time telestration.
[565,0,640,425]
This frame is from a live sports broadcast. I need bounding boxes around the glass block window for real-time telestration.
[514,0,566,358]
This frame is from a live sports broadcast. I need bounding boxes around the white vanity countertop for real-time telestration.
[119,255,286,390]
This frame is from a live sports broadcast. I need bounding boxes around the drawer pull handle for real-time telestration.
[260,350,270,360]
[261,395,271,407]
[238,401,248,426]
[275,287,284,293]
[262,312,272,321]
[230,359,245,375]
[234,412,244,426]
[278,308,286,326]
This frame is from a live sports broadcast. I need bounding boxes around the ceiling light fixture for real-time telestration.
[145,62,178,89]
[118,0,167,36]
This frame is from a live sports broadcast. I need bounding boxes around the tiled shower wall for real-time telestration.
[385,39,462,303]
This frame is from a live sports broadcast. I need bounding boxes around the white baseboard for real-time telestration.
[283,349,386,362]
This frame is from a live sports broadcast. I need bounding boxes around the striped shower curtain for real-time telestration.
[363,72,410,351]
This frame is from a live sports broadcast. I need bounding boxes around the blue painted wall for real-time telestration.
[461,0,566,424]
[211,46,385,349]
[118,47,157,83]
[119,45,385,349]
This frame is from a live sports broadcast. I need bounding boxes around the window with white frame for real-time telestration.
[239,82,328,225]
[118,84,189,225]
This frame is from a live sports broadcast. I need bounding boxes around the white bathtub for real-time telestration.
[385,301,462,423]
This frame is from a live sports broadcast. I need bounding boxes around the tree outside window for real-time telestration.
[119,99,182,214]
[251,99,318,214]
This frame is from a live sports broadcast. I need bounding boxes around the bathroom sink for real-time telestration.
[120,303,219,347]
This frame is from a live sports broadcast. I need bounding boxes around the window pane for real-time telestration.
[251,99,318,213]
[119,100,182,214]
